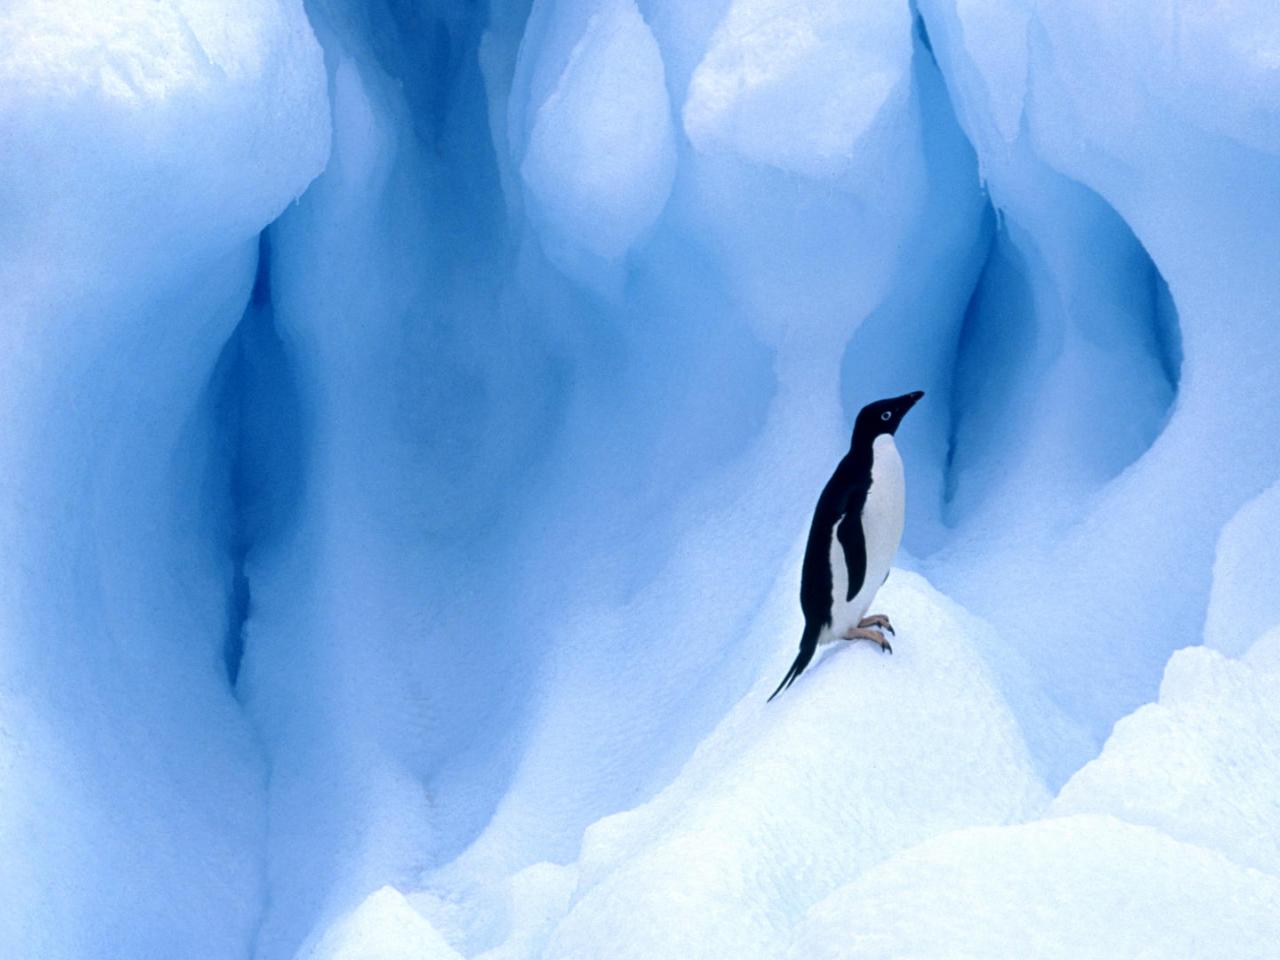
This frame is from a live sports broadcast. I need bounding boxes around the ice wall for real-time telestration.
[917,0,1280,761]
[0,1,328,956]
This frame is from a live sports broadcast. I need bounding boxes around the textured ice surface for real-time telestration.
[519,0,676,267]
[0,0,329,262]
[0,0,328,957]
[1053,636,1280,877]
[684,0,913,177]
[916,0,1280,774]
[791,815,1280,960]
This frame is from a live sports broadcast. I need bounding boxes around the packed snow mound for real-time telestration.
[531,571,1047,960]
[1052,635,1280,877]
[519,0,676,265]
[792,814,1280,960]
[301,887,462,960]
[1248,627,1280,674]
[409,862,579,960]
[1205,479,1280,657]
[683,0,914,177]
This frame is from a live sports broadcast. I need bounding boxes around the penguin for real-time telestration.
[768,390,924,701]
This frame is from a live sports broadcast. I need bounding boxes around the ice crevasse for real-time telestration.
[2,0,1280,958]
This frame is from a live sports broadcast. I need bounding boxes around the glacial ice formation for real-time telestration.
[3,0,1280,957]
[0,0,328,956]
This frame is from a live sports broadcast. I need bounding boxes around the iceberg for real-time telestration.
[4,0,1280,957]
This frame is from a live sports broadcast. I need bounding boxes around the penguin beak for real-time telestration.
[900,390,924,413]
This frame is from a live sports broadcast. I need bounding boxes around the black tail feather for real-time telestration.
[767,621,822,702]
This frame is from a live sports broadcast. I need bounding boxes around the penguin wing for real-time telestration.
[835,511,867,603]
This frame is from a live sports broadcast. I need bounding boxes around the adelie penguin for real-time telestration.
[769,391,925,701]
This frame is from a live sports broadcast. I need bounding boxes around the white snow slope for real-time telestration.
[3,0,1280,957]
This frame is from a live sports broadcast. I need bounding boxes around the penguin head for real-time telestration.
[852,391,924,445]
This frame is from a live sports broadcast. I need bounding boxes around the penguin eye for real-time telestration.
[880,411,892,421]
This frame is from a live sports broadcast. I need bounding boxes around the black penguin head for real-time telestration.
[852,391,924,446]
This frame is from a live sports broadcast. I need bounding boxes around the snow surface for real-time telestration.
[300,887,461,960]
[1052,632,1280,877]
[4,0,1280,957]
[524,572,1048,960]
[1205,479,1280,657]
[791,815,1280,960]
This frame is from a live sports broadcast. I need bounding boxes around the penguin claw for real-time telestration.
[857,614,895,636]
[841,627,894,653]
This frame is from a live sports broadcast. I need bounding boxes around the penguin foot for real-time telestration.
[841,627,893,654]
[857,614,895,636]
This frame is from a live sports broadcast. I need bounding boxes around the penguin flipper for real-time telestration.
[836,511,867,603]
[767,620,823,702]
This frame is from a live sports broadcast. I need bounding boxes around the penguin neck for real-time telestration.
[870,433,898,458]
[847,430,896,469]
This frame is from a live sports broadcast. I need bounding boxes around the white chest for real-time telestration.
[828,434,905,631]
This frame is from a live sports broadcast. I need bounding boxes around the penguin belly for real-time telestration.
[828,434,905,636]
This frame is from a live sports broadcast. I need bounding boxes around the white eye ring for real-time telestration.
[880,411,892,421]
